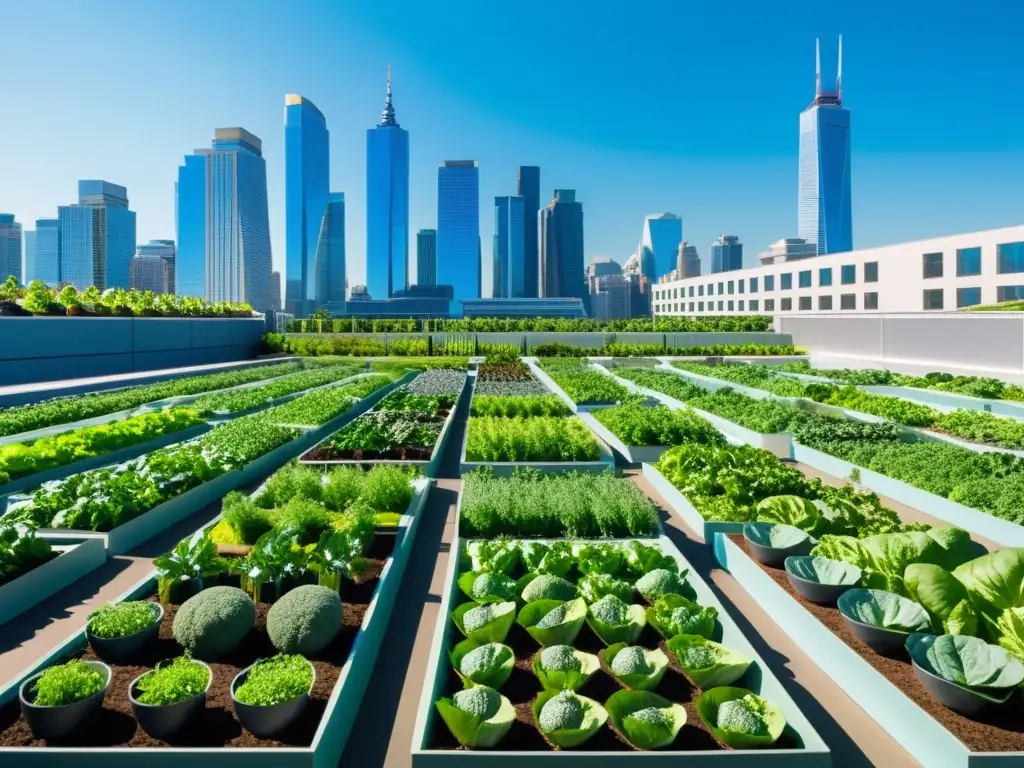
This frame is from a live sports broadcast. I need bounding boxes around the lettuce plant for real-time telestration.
[695,687,786,748]
[518,540,574,577]
[436,685,515,748]
[837,589,934,634]
[906,633,1024,699]
[517,598,587,647]
[531,644,600,691]
[647,594,718,639]
[450,640,515,689]
[154,528,226,604]
[586,594,646,645]
[605,690,686,750]
[532,689,608,748]
[603,644,669,690]
[463,538,519,575]
[458,570,518,603]
[579,573,633,604]
[635,568,689,602]
[0,521,56,586]
[453,601,517,644]
[574,543,623,577]
[520,574,578,604]
[666,634,752,688]
[233,654,312,706]
[238,527,304,603]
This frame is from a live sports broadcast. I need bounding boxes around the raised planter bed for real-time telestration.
[199,371,370,423]
[0,534,106,625]
[524,359,619,414]
[575,411,665,465]
[0,479,433,767]
[409,511,830,764]
[860,384,1024,420]
[712,533,1024,767]
[640,462,744,543]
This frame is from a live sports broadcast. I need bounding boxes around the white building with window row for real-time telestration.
[651,225,1024,316]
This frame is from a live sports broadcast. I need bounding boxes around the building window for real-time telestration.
[728,300,734,311]
[864,292,879,309]
[818,295,833,310]
[998,285,1024,302]
[727,281,734,295]
[688,286,694,297]
[764,299,774,311]
[749,299,759,311]
[698,301,704,311]
[739,300,745,311]
[673,303,678,312]
[799,296,812,310]
[799,270,812,288]
[957,287,981,308]
[749,277,759,293]
[923,289,944,310]
[841,265,856,285]
[997,242,1024,274]
[781,298,793,311]
[819,268,833,286]
[707,284,713,296]
[864,262,879,282]
[840,294,856,310]
[764,275,775,291]
[718,282,724,294]
[690,301,696,312]
[781,273,793,290]
[956,247,982,277]
[739,280,745,294]
[923,252,944,279]
[717,300,723,311]
[698,285,704,296]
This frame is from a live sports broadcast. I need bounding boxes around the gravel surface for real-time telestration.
[406,369,467,396]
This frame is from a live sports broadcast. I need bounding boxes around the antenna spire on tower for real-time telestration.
[836,34,843,103]
[379,64,398,127]
[815,38,822,97]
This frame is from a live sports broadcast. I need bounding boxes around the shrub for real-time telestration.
[172,586,255,660]
[87,601,159,639]
[266,584,342,654]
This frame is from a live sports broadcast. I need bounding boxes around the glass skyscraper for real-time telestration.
[24,218,59,285]
[0,214,22,283]
[517,166,540,297]
[175,128,272,309]
[638,213,682,280]
[437,160,480,309]
[366,68,409,300]
[57,181,136,291]
[798,36,852,255]
[538,189,585,302]
[136,239,176,293]
[314,193,346,311]
[710,235,743,273]
[493,196,525,298]
[417,229,436,286]
[284,94,329,317]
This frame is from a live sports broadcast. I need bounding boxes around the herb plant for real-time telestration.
[465,416,601,462]
[31,660,106,707]
[591,398,726,447]
[87,601,159,639]
[234,654,313,706]
[135,655,210,705]
[190,365,360,414]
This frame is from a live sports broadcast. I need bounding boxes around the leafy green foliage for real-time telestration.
[190,365,360,414]
[666,634,752,689]
[696,687,786,748]
[87,601,159,639]
[542,368,630,405]
[470,395,570,417]
[264,374,397,426]
[435,685,516,748]
[532,689,608,748]
[288,316,774,333]
[837,588,934,633]
[0,521,56,586]
[451,640,516,689]
[155,529,227,603]
[592,398,726,447]
[906,633,1024,693]
[31,660,106,707]
[672,362,806,397]
[646,593,718,639]
[233,654,313,706]
[135,656,210,706]
[605,690,686,749]
[460,469,659,539]
[465,416,601,462]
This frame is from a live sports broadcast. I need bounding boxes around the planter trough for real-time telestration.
[0,535,106,626]
[640,462,743,542]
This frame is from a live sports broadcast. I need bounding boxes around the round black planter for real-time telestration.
[911,660,1013,718]
[784,557,860,605]
[231,658,315,737]
[743,523,814,568]
[19,661,111,740]
[837,612,910,655]
[86,603,164,664]
[129,660,212,739]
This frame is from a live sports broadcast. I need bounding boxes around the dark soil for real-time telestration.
[428,592,802,753]
[303,445,434,462]
[729,534,1024,752]
[0,540,395,749]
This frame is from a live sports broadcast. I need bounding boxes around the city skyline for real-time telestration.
[2,2,1022,296]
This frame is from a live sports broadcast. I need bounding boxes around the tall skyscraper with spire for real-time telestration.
[798,35,852,256]
[366,67,410,299]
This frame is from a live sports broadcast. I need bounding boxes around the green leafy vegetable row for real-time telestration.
[286,315,775,333]
[590,398,726,448]
[0,520,56,586]
[465,416,601,463]
[530,342,802,358]
[539,366,630,405]
[263,374,398,427]
[470,394,570,418]
[189,364,361,415]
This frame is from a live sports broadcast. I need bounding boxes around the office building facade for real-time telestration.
[130,255,172,293]
[136,239,176,293]
[175,128,273,309]
[416,229,436,286]
[437,160,480,308]
[638,213,682,281]
[270,271,282,312]
[538,189,585,302]
[493,195,525,298]
[366,68,410,300]
[284,94,330,317]
[24,218,60,285]
[57,181,136,291]
[314,192,346,311]
[517,166,540,297]
[0,214,22,283]
[799,36,853,255]
[677,242,701,278]
[710,235,743,273]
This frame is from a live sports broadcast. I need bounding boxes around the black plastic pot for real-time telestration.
[231,658,315,737]
[838,611,910,655]
[911,660,1013,718]
[743,523,814,568]
[86,603,164,664]
[129,660,212,739]
[784,557,860,605]
[19,661,111,740]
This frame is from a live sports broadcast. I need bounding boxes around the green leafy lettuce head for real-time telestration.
[526,540,574,577]
[623,541,680,579]
[647,594,718,639]
[532,645,600,691]
[464,538,519,574]
[579,573,633,604]
[953,548,1024,652]
[906,632,1024,694]
[521,574,578,604]
[450,639,515,689]
[755,495,822,533]
[436,685,515,748]
[606,690,687,750]
[458,570,517,603]
[587,594,646,645]
[604,643,670,691]
[666,634,752,688]
[837,588,933,634]
[518,598,588,647]
[904,563,978,636]
[635,568,688,602]
[575,543,624,576]
[695,687,786,748]
[533,689,608,748]
[453,601,517,644]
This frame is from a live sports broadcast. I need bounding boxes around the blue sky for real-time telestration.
[2,0,1022,294]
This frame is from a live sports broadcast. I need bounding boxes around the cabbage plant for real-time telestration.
[519,573,578,604]
[647,594,718,639]
[450,640,515,689]
[436,685,515,748]
[532,689,608,748]
[666,634,752,688]
[531,644,600,691]
[586,594,646,645]
[518,598,587,647]
[837,589,933,634]
[605,690,686,749]
[458,570,517,603]
[603,644,669,690]
[695,687,786,748]
[635,568,690,602]
[906,633,1024,698]
[453,601,517,643]
[622,541,680,579]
